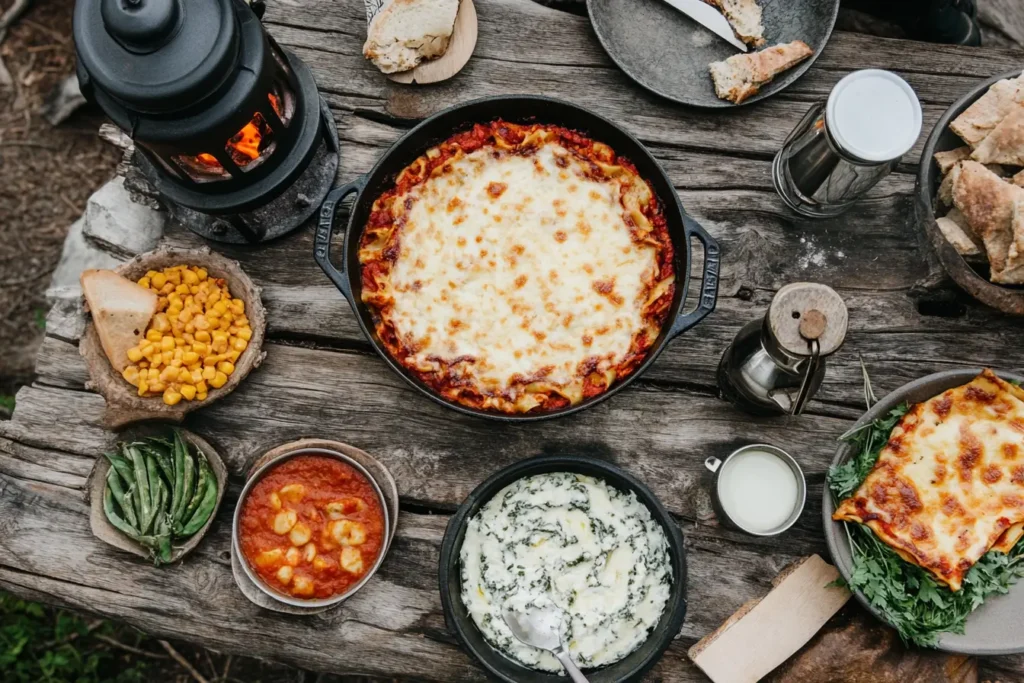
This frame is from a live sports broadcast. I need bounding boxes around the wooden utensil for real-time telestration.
[688,555,851,683]
[387,0,477,85]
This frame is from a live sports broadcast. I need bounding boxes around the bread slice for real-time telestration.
[709,41,813,104]
[951,161,1024,282]
[971,104,1024,166]
[702,0,764,47]
[950,74,1024,148]
[80,269,158,373]
[363,0,459,74]
[934,146,971,175]
[937,215,982,257]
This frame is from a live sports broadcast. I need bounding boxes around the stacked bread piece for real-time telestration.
[935,72,1024,284]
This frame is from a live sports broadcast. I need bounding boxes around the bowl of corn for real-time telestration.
[81,246,266,427]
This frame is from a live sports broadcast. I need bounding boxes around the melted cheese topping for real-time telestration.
[362,131,669,412]
[460,473,672,672]
[834,370,1024,590]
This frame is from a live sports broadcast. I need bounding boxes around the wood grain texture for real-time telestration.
[5,0,1024,679]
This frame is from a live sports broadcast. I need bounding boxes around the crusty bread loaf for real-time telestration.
[934,146,971,175]
[952,161,1024,283]
[950,74,1024,147]
[80,269,158,373]
[703,0,764,47]
[937,216,982,257]
[971,104,1024,166]
[363,0,459,74]
[709,41,813,104]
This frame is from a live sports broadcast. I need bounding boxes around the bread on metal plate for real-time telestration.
[363,0,459,74]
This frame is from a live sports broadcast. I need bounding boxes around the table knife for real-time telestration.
[659,0,748,52]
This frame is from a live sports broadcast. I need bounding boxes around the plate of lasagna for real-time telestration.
[587,0,839,107]
[824,368,1024,653]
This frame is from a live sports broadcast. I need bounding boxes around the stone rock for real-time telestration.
[83,177,166,258]
[46,217,123,299]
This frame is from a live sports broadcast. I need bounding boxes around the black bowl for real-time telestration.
[439,454,687,683]
[915,69,1024,315]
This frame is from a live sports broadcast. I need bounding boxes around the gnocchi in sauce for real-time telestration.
[240,455,385,600]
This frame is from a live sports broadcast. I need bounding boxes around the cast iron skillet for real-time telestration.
[314,95,720,421]
[438,454,687,683]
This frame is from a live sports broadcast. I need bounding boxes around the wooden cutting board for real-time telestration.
[688,555,852,683]
[387,0,477,85]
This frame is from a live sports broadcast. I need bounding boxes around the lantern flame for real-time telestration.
[186,93,284,172]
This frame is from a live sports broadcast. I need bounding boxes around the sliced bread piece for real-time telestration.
[703,0,764,47]
[709,41,813,105]
[971,104,1024,166]
[951,161,1024,282]
[1002,198,1024,283]
[80,269,158,373]
[934,146,971,175]
[937,215,983,257]
[950,74,1024,147]
[363,0,460,74]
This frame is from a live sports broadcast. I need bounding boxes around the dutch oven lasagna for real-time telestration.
[358,121,676,414]
[834,370,1024,591]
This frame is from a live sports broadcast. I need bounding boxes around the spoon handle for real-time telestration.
[554,648,590,683]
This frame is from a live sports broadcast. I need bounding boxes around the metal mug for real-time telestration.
[704,444,807,537]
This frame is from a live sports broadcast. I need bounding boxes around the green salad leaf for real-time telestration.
[827,400,1024,647]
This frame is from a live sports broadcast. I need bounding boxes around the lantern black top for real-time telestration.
[75,0,238,114]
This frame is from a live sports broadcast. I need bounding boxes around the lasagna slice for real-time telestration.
[834,370,1024,591]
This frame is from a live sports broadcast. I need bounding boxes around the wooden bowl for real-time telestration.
[87,426,227,564]
[80,246,267,428]
[915,69,1024,315]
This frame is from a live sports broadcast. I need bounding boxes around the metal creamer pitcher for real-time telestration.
[717,283,848,416]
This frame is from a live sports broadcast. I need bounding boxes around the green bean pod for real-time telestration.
[128,445,153,534]
[174,450,202,532]
[145,450,163,522]
[104,451,135,487]
[170,431,186,523]
[180,473,217,537]
[106,467,138,530]
[103,487,141,541]
[149,446,174,487]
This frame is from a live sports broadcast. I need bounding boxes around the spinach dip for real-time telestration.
[460,472,672,672]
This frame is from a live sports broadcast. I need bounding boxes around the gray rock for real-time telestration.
[83,177,166,258]
[46,217,123,299]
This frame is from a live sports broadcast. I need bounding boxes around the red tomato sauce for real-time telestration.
[240,455,385,600]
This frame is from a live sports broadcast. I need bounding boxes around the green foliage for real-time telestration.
[827,404,1024,647]
[34,308,47,332]
[0,593,149,683]
[0,395,14,414]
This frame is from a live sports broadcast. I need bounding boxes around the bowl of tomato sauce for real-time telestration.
[233,448,390,608]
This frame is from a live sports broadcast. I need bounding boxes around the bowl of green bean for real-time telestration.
[88,426,227,565]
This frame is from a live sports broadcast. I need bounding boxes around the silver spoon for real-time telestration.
[503,605,590,683]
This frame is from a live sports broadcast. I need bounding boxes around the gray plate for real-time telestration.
[587,0,838,108]
[823,368,1024,655]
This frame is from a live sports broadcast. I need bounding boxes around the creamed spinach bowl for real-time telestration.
[439,454,687,683]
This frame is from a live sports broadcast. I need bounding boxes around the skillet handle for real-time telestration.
[314,176,367,307]
[668,215,721,339]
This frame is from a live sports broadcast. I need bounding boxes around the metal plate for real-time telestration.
[587,0,839,108]
[823,368,1024,655]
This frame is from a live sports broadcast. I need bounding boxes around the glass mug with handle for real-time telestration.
[773,69,923,218]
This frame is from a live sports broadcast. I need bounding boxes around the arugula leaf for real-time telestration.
[828,400,1024,646]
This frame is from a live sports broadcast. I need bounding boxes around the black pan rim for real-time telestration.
[325,94,718,422]
[585,0,840,109]
[438,453,688,683]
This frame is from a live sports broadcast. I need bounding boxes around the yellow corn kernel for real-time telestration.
[217,361,235,376]
[213,340,228,354]
[170,359,182,368]
[122,366,140,387]
[162,350,174,364]
[195,380,208,394]
[202,366,217,381]
[177,308,193,324]
[146,329,162,343]
[160,336,175,352]
[204,354,220,367]
[191,341,207,354]
[127,347,144,363]
[208,291,221,306]
[145,270,159,279]
[141,343,155,358]
[159,282,174,295]
[182,351,199,365]
[151,272,167,289]
[175,283,190,295]
[183,269,199,285]
[180,384,197,401]
[226,349,241,363]
[137,276,151,289]
[166,269,181,285]
[174,337,186,347]
[167,292,182,307]
[193,314,210,331]
[209,371,228,389]
[152,312,170,332]
[159,366,178,383]
[138,380,149,396]
[190,368,204,383]
[184,322,195,335]
[231,299,245,315]
[212,300,229,316]
[237,327,252,341]
[195,330,211,343]
[149,355,162,370]
[167,306,182,320]
[195,267,208,281]
[177,368,192,383]
[138,361,149,369]
[148,367,160,381]
[163,388,182,406]
[183,333,195,345]
[232,337,248,352]
[148,381,166,393]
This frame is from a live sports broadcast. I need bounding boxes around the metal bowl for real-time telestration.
[823,368,1024,654]
[232,447,391,609]
[704,443,806,537]
[438,454,687,683]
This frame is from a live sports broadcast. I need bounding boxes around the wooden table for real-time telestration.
[4,1,1024,680]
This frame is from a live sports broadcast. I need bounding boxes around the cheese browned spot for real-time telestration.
[834,370,1024,590]
[358,122,675,414]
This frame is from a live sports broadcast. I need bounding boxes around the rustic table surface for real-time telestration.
[4,0,1024,680]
